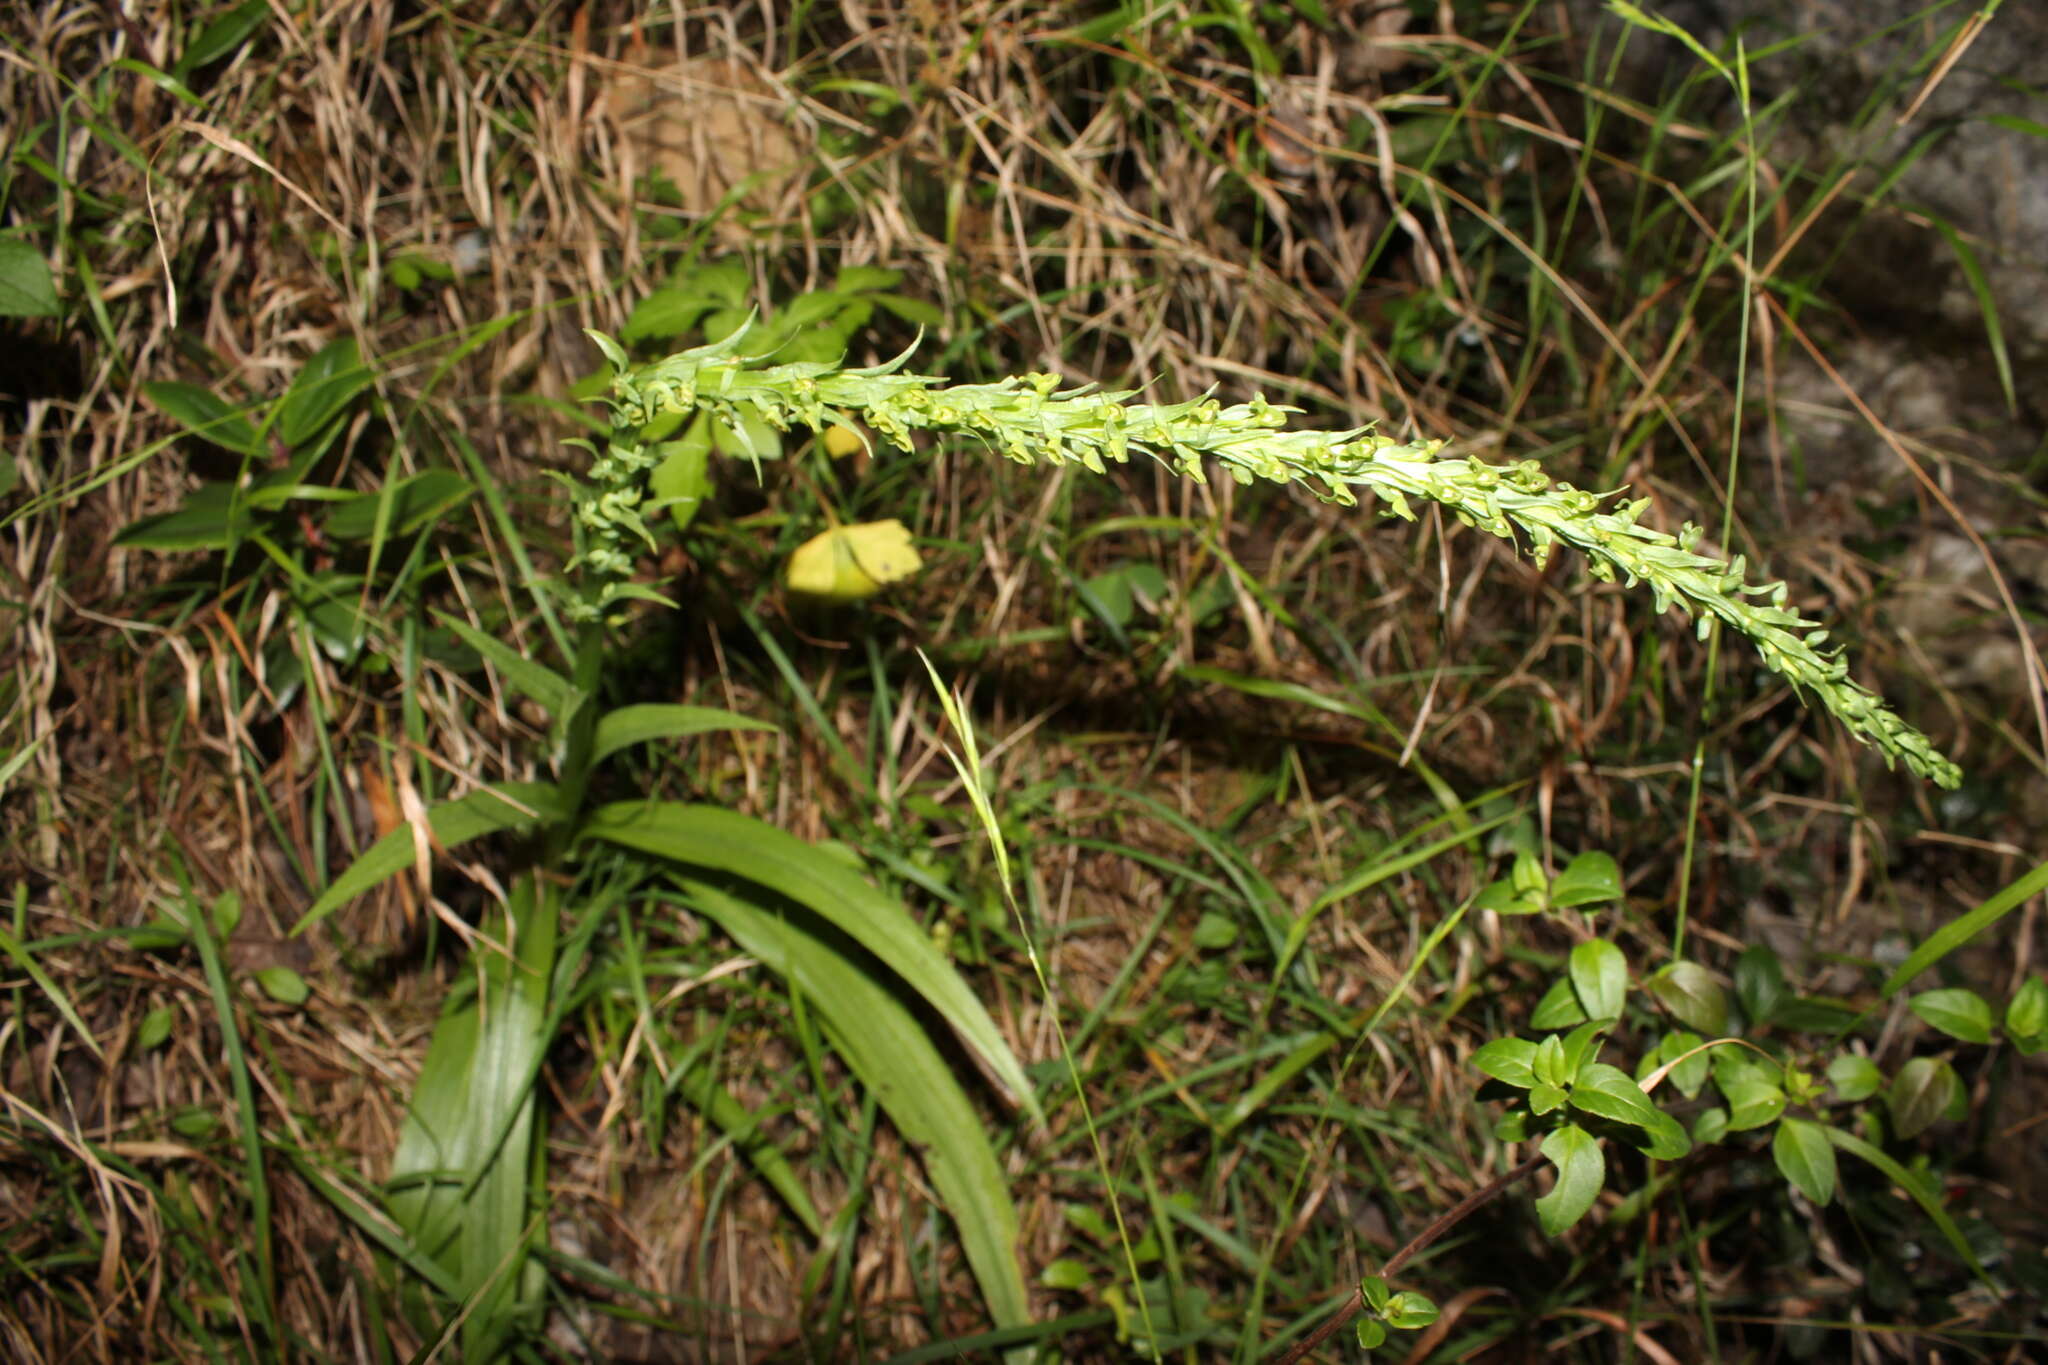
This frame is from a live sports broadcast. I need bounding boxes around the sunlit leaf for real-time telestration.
[784,520,922,601]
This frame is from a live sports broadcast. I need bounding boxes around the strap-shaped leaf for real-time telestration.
[677,875,1031,1340]
[583,802,1039,1123]
[589,704,777,764]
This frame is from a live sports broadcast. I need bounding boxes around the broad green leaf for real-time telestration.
[1533,1033,1567,1088]
[2006,974,2048,1042]
[1570,1062,1691,1159]
[873,292,945,326]
[321,469,474,542]
[137,1004,175,1051]
[1383,1291,1439,1330]
[1882,857,2048,997]
[1530,1083,1567,1115]
[292,782,566,934]
[1041,1259,1090,1291]
[1648,961,1727,1035]
[621,288,719,343]
[388,874,555,1359]
[1887,1056,1951,1139]
[1722,1075,1786,1132]
[1559,1019,1607,1080]
[834,265,903,293]
[1570,939,1627,1020]
[583,802,1039,1122]
[1191,910,1240,950]
[1733,944,1786,1028]
[1826,1053,1883,1102]
[1549,851,1621,907]
[1772,1117,1836,1205]
[278,337,373,448]
[433,612,578,717]
[679,876,1031,1339]
[0,240,59,318]
[1360,1274,1389,1314]
[143,380,260,453]
[177,0,269,74]
[1908,988,1993,1044]
[114,481,256,551]
[1469,1037,1538,1089]
[253,965,309,1006]
[1475,877,1543,915]
[1535,1123,1604,1235]
[1656,1031,1710,1099]
[1077,560,1169,632]
[1530,976,1589,1030]
[1355,1318,1387,1350]
[1692,1105,1728,1144]
[648,422,715,530]
[590,704,777,764]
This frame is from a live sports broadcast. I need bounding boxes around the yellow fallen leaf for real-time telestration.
[785,520,921,601]
[823,423,866,458]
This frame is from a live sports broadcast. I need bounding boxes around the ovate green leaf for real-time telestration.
[1909,987,1993,1044]
[1535,1123,1604,1235]
[1772,1117,1837,1205]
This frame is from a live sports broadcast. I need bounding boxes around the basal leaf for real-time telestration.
[589,704,777,764]
[278,336,374,448]
[321,469,474,542]
[143,380,260,454]
[678,876,1031,1339]
[583,802,1039,1122]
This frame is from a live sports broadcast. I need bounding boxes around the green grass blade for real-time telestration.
[291,781,566,934]
[433,610,579,717]
[1881,856,2048,997]
[1929,218,2015,413]
[677,1064,825,1239]
[186,890,278,1345]
[677,874,1032,1341]
[1824,1125,1988,1284]
[1273,806,1515,984]
[581,801,1039,1123]
[0,916,103,1062]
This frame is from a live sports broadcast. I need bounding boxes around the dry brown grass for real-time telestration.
[4,0,2043,1360]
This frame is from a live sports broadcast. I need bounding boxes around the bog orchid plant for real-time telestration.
[581,327,1960,789]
